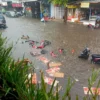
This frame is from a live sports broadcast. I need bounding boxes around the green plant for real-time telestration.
[85,69,100,100]
[62,77,75,100]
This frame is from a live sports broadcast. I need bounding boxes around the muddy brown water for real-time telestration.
[1,16,100,99]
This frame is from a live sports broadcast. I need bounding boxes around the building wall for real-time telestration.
[51,4,54,18]
[51,4,64,19]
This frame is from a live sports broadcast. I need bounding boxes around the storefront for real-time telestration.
[90,3,100,16]
[25,6,32,17]
[68,0,100,21]
[12,3,23,11]
[24,1,40,18]
[67,5,79,20]
[23,0,50,19]
[80,2,100,20]
[80,2,90,20]
[40,2,50,19]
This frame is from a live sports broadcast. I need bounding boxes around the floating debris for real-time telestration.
[37,56,50,64]
[49,62,62,67]
[46,67,60,74]
[50,51,57,57]
[44,76,59,87]
[21,35,29,39]
[49,72,64,78]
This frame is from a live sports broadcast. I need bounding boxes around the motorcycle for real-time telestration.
[78,48,90,59]
[91,54,100,64]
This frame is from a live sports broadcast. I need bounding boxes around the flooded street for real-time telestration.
[1,16,100,99]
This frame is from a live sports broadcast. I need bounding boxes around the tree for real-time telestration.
[49,0,78,23]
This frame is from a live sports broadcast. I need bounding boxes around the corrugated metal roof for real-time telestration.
[68,0,100,5]
[81,0,100,3]
[21,0,37,2]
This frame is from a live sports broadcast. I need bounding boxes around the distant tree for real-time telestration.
[49,0,78,23]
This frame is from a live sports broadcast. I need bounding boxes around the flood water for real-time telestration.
[1,16,100,99]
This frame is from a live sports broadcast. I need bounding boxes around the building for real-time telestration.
[50,4,64,19]
[50,0,79,19]
[67,0,100,22]
[0,0,23,11]
[21,0,50,19]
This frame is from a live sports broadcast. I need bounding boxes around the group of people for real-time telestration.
[95,16,100,28]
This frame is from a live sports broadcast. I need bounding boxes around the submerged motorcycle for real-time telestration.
[78,48,100,64]
[78,48,90,59]
[91,54,100,64]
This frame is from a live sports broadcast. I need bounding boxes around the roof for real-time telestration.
[81,0,100,3]
[68,0,100,5]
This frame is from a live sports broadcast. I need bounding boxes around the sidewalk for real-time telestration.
[52,18,95,26]
[52,18,84,25]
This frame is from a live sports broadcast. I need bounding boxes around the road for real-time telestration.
[1,16,100,99]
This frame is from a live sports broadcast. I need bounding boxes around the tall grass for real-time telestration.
[0,33,100,100]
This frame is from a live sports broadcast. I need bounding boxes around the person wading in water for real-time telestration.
[63,7,68,23]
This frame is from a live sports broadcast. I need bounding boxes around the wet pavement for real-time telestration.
[1,16,100,99]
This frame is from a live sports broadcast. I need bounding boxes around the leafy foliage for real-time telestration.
[49,0,78,7]
[49,0,68,7]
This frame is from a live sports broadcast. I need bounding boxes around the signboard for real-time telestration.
[81,2,90,8]
[67,5,78,8]
[12,3,22,7]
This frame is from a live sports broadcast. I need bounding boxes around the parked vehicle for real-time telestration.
[5,11,16,17]
[91,54,100,64]
[0,14,6,28]
[16,11,23,16]
[5,11,23,18]
[78,48,90,59]
[78,47,100,65]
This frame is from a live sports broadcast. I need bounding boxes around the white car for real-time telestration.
[5,11,21,18]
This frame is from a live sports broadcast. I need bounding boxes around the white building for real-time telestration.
[51,4,64,19]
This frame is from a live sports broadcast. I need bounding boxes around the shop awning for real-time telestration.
[22,0,37,2]
[12,3,22,7]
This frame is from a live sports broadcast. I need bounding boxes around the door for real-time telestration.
[54,6,64,19]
